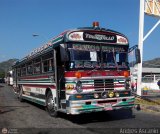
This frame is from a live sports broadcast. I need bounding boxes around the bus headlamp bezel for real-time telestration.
[75,81,83,93]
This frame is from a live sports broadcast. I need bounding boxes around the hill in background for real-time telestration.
[143,58,160,68]
[0,59,18,77]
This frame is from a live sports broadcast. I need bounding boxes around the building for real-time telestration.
[130,66,160,90]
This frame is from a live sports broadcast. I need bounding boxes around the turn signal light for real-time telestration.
[75,71,82,78]
[124,92,129,95]
[76,95,83,99]
[124,71,129,77]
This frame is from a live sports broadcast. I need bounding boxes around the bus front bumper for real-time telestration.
[67,96,135,115]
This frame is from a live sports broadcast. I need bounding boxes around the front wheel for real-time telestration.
[46,91,58,117]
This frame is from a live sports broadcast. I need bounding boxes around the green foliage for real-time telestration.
[0,71,5,78]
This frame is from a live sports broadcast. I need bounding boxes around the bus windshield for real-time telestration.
[68,44,128,70]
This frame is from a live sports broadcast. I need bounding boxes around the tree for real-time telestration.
[0,71,5,78]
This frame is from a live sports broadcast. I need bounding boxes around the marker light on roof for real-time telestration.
[93,22,99,27]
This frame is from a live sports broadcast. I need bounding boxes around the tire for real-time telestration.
[125,108,133,118]
[46,91,58,117]
[18,86,24,102]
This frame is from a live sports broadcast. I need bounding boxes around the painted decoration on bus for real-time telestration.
[68,32,128,45]
[27,43,53,58]
[72,44,125,52]
[68,32,83,41]
[116,35,128,44]
[72,44,100,51]
[101,46,125,52]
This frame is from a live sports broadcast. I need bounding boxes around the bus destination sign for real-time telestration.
[83,32,117,43]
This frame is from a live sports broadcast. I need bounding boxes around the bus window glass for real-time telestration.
[27,62,33,75]
[119,53,127,62]
[115,52,127,66]
[68,44,128,69]
[104,52,115,63]
[90,51,97,61]
[34,58,41,74]
[42,52,54,73]
[21,65,26,76]
[70,50,91,61]
[17,68,21,76]
[42,59,54,72]
[13,69,16,78]
[102,52,127,68]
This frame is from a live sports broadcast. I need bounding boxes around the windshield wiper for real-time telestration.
[113,49,119,70]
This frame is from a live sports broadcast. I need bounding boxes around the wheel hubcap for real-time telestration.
[47,97,54,110]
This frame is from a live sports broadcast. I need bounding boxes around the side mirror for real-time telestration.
[60,44,69,62]
[135,48,141,64]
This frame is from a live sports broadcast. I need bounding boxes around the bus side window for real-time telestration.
[34,58,41,74]
[42,60,48,72]
[42,52,54,73]
[42,59,53,72]
[21,65,26,76]
[17,68,21,77]
[27,62,33,75]
[49,59,53,71]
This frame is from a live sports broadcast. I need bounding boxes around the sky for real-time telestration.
[0,0,160,62]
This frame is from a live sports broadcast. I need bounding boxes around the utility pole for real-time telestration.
[137,0,145,96]
[137,0,160,96]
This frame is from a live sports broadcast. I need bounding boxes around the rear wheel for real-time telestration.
[18,86,24,102]
[46,91,58,117]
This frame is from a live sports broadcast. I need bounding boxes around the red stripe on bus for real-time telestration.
[20,75,50,80]
[23,84,56,89]
[51,30,69,41]
[65,71,129,77]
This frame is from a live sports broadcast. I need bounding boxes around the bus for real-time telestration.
[12,22,140,117]
[6,70,13,86]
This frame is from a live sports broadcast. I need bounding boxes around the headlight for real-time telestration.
[115,92,120,97]
[108,91,114,98]
[125,79,130,90]
[101,91,107,98]
[94,93,99,99]
[75,81,82,93]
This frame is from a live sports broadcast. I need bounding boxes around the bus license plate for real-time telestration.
[104,103,112,110]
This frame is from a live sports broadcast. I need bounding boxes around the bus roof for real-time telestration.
[13,25,129,66]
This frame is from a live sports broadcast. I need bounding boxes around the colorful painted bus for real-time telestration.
[12,22,140,117]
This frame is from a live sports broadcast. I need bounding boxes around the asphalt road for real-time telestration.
[0,84,160,134]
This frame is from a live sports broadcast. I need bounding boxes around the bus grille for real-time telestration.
[94,79,114,91]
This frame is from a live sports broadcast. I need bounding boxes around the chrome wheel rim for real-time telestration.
[47,96,55,111]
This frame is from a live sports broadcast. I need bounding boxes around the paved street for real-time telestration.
[0,84,160,134]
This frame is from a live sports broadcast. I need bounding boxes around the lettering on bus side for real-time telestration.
[36,88,43,94]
